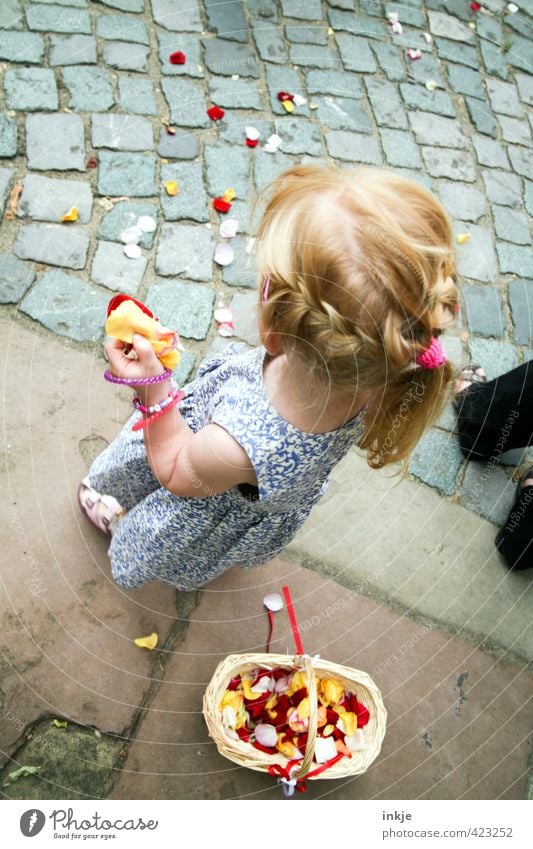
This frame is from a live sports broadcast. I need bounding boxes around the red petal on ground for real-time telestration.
[207,105,225,120]
[470,2,481,10]
[246,138,258,147]
[213,197,232,213]
[277,91,294,102]
[169,51,186,64]
[86,157,98,169]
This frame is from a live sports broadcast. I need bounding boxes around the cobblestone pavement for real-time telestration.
[0,0,532,801]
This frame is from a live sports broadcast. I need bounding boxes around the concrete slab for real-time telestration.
[108,559,532,800]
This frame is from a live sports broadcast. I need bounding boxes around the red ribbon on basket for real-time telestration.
[268,753,345,794]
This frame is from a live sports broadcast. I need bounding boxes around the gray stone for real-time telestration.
[0,168,13,215]
[390,25,432,55]
[0,31,44,63]
[427,10,474,42]
[96,14,149,44]
[94,0,144,9]
[247,0,279,19]
[26,3,91,33]
[504,11,533,38]
[254,150,295,190]
[499,116,531,147]
[156,31,203,78]
[335,34,376,73]
[421,147,476,181]
[4,68,58,111]
[231,291,260,345]
[409,112,467,149]
[509,280,533,345]
[161,78,209,128]
[365,78,407,129]
[13,224,89,270]
[20,271,108,342]
[118,77,157,115]
[102,42,149,72]
[305,69,363,98]
[506,35,532,73]
[515,73,533,107]
[0,256,35,304]
[97,152,157,197]
[0,0,23,31]
[486,79,524,118]
[204,38,260,78]
[217,113,273,146]
[525,180,533,217]
[380,129,421,169]
[326,130,382,164]
[462,284,505,338]
[437,182,487,223]
[266,65,308,115]
[172,350,196,387]
[147,279,214,339]
[507,146,533,179]
[285,24,328,44]
[445,64,485,100]
[18,175,93,224]
[221,237,257,288]
[481,170,522,208]
[400,83,455,117]
[160,162,208,223]
[480,40,509,80]
[453,222,499,283]
[393,168,433,190]
[360,0,382,12]
[206,0,247,43]
[472,136,510,170]
[314,96,373,133]
[385,2,425,27]
[209,77,263,110]
[49,34,97,65]
[273,118,322,156]
[404,54,445,87]
[0,115,17,158]
[461,463,516,526]
[434,38,478,69]
[464,98,498,138]
[62,66,115,111]
[492,206,531,245]
[289,43,342,69]
[281,0,322,18]
[468,337,518,381]
[98,201,158,249]
[151,0,202,31]
[205,145,249,197]
[370,42,406,81]
[27,0,88,5]
[157,128,199,159]
[92,114,154,151]
[91,241,147,295]
[409,430,463,496]
[496,243,533,277]
[155,224,213,281]
[26,113,85,171]
[476,13,503,44]
[328,9,387,37]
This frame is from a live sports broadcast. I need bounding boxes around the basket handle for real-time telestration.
[294,655,318,780]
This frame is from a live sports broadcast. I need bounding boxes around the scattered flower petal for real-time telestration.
[219,218,239,238]
[169,50,186,65]
[254,723,278,747]
[123,243,142,259]
[213,197,232,213]
[86,156,98,169]
[392,21,403,34]
[314,736,337,764]
[61,206,78,222]
[214,242,234,266]
[506,2,518,10]
[468,21,476,28]
[134,632,158,650]
[470,2,481,9]
[166,125,177,135]
[137,215,157,233]
[207,104,225,121]
[274,675,290,694]
[164,179,179,196]
[263,592,283,611]
[456,233,471,244]
[282,100,295,113]
[264,133,282,153]
[407,48,422,60]
[309,101,318,109]
[421,31,433,44]
[425,79,438,91]
[120,225,143,244]
[387,11,399,23]
[345,729,365,751]
[246,138,259,147]
[277,91,294,102]
[293,93,307,107]
[218,322,235,337]
[222,187,236,203]
[214,306,234,324]
[245,125,260,141]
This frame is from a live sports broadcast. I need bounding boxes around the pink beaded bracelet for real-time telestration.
[132,390,184,432]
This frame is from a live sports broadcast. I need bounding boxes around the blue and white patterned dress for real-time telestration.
[87,343,364,590]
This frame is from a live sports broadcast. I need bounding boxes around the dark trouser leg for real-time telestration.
[495,485,533,571]
[456,362,533,460]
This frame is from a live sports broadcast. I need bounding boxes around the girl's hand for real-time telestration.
[105,334,167,384]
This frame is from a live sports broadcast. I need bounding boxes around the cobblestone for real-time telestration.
[492,205,531,245]
[307,69,363,98]
[409,112,468,149]
[464,97,498,138]
[515,73,533,107]
[118,77,157,115]
[157,129,199,160]
[252,23,288,64]
[0,255,35,304]
[161,78,209,128]
[156,31,204,78]
[285,23,328,44]
[472,136,510,170]
[49,34,97,65]
[97,200,158,249]
[160,162,208,223]
[102,41,149,71]
[462,283,505,338]
[335,33,376,72]
[482,169,522,208]
[0,30,44,63]
[496,242,533,277]
[437,181,487,222]
[4,68,58,111]
[205,145,249,197]
[62,66,115,111]
[230,291,260,346]
[509,280,533,345]
[18,174,93,224]
[13,224,90,270]
[26,3,91,34]
[314,96,372,133]
[203,38,260,78]
[454,222,499,283]
[266,65,307,114]
[467,337,518,381]
[326,130,382,164]
[499,115,532,147]
[155,224,213,280]
[409,430,463,496]
[221,236,257,288]
[91,240,147,295]
[445,64,485,100]
[205,0,247,43]
[486,79,525,118]
[370,42,406,81]
[461,463,516,526]
[434,37,478,69]
[209,77,263,110]
[422,146,476,181]
[380,129,422,169]
[479,40,509,81]
[289,43,342,69]
[96,14,149,44]
[26,113,85,171]
[0,0,23,31]
[92,113,154,151]
[97,152,157,196]
[365,78,408,129]
[20,270,108,342]
[147,279,215,339]
[507,146,533,178]
[0,115,18,158]
[400,83,455,117]
[151,0,203,31]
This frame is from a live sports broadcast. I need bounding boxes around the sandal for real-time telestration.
[453,363,487,413]
[77,477,124,539]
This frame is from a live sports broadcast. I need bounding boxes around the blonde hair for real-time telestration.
[255,165,458,469]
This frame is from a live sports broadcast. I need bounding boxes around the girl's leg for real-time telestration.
[456,362,533,460]
[495,473,533,571]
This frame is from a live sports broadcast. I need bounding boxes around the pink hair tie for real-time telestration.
[416,336,446,369]
[261,273,270,303]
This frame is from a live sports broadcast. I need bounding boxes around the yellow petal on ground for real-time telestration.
[222,187,236,203]
[282,100,295,113]
[164,180,179,196]
[134,632,158,650]
[61,206,78,222]
[456,233,471,244]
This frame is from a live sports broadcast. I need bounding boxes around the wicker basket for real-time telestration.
[203,652,387,784]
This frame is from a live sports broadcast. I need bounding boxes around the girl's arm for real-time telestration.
[105,335,257,497]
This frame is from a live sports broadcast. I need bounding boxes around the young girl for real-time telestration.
[80,165,458,590]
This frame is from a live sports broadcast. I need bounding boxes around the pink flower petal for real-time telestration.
[214,306,234,324]
[254,724,278,748]
[214,242,234,266]
[219,218,239,239]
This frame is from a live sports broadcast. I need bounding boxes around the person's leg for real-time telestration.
[495,471,533,571]
[455,362,533,460]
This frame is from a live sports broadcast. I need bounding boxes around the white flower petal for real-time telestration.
[123,243,142,259]
[219,218,239,239]
[254,723,278,748]
[245,125,260,141]
[214,242,235,266]
[137,215,157,233]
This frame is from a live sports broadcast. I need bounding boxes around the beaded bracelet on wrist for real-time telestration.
[104,368,171,386]
[131,390,184,432]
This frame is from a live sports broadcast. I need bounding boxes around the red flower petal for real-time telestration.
[107,294,153,319]
[290,687,308,706]
[354,702,370,728]
[326,708,339,724]
[252,741,277,755]
[246,138,258,147]
[236,727,251,743]
[213,197,232,213]
[227,676,241,691]
[470,2,481,10]
[86,156,98,169]
[169,51,186,65]
[207,105,225,121]
[277,91,294,102]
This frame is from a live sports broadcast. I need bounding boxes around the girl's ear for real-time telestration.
[259,319,283,356]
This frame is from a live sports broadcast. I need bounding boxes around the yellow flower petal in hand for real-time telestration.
[61,206,78,222]
[105,300,180,370]
[164,180,179,196]
[134,632,158,650]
